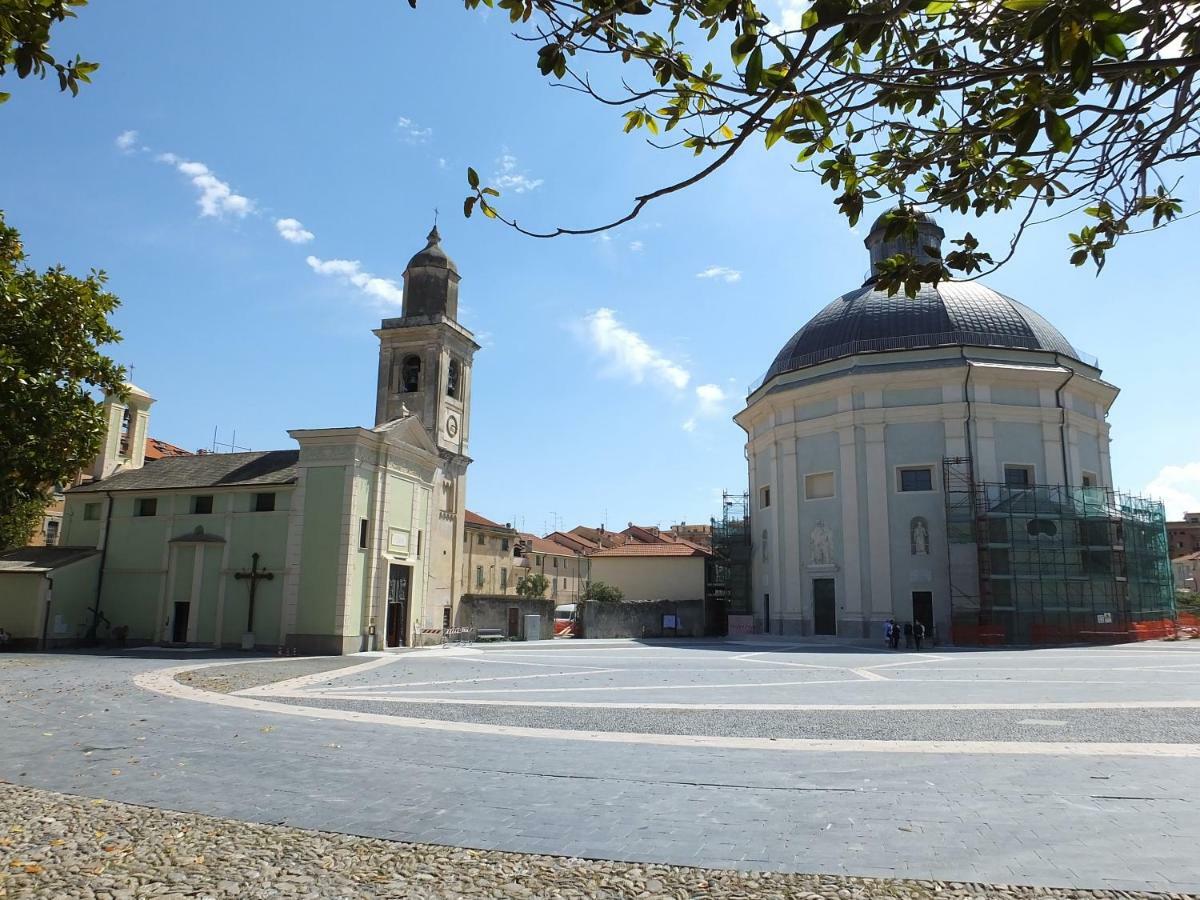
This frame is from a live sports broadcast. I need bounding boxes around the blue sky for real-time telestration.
[2,1,1197,529]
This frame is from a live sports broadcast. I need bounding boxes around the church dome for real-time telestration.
[763,210,1080,383]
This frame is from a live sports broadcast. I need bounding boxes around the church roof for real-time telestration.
[757,208,1087,387]
[69,450,299,493]
[0,546,98,574]
[763,279,1082,383]
[464,509,511,530]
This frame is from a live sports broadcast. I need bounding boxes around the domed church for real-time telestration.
[735,210,1175,644]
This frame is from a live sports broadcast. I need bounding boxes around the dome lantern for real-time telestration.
[401,225,461,321]
[864,207,945,272]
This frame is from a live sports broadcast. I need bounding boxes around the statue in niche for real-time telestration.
[810,522,834,566]
[911,516,930,556]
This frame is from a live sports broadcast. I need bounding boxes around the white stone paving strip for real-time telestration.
[138,658,1200,758]
[311,668,621,693]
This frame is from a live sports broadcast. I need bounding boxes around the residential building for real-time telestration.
[518,533,590,602]
[589,542,709,603]
[1168,512,1200,557]
[462,511,521,596]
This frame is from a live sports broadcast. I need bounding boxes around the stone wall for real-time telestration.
[579,597,707,639]
[458,594,555,640]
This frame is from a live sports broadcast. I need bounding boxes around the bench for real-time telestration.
[475,628,507,642]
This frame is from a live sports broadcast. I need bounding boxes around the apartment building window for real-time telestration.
[500,568,508,591]
[192,495,214,514]
[135,498,157,517]
[477,533,486,546]
[537,555,543,565]
[83,502,100,521]
[501,538,509,552]
[760,486,771,508]
[897,467,934,492]
[553,558,559,568]
[475,566,484,588]
[1082,472,1098,488]
[359,518,369,549]
[44,520,59,545]
[254,492,276,512]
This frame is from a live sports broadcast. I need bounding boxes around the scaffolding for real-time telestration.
[942,459,1175,644]
[710,491,752,616]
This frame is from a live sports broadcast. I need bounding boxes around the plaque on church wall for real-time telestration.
[388,528,411,554]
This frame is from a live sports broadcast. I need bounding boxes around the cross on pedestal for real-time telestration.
[234,552,274,633]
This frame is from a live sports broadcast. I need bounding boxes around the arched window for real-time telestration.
[447,359,461,399]
[401,355,421,393]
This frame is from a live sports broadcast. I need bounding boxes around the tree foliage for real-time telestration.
[517,571,551,598]
[581,580,624,603]
[0,210,125,544]
[0,0,98,106]
[425,0,1200,294]
[0,496,43,550]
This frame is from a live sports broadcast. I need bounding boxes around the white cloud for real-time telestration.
[696,266,742,284]
[629,240,644,252]
[579,308,690,391]
[494,153,543,194]
[115,130,138,152]
[275,217,315,244]
[157,153,253,218]
[1145,462,1200,520]
[397,116,433,144]
[437,157,448,170]
[683,383,729,431]
[306,255,404,307]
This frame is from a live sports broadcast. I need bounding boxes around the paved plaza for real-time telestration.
[2,639,1199,894]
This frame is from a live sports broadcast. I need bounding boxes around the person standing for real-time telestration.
[913,619,926,651]
[903,621,913,649]
[883,619,893,648]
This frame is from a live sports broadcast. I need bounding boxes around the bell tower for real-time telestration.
[373,226,480,621]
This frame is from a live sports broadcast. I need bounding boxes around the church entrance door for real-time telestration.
[172,602,190,643]
[911,591,933,633]
[813,578,836,635]
[385,564,411,647]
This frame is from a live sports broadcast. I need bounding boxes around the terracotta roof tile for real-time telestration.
[465,510,508,529]
[589,543,708,558]
[144,436,192,460]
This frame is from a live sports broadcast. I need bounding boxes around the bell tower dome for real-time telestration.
[401,225,460,320]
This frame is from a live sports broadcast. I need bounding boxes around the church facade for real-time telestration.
[737,210,1174,644]
[37,228,477,654]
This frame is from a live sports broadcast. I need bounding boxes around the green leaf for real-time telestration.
[925,1,954,14]
[745,47,763,93]
[464,197,476,218]
[467,167,480,189]
[0,92,9,105]
[1044,112,1073,153]
[1001,0,1048,9]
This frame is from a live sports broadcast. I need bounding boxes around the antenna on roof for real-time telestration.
[210,426,251,454]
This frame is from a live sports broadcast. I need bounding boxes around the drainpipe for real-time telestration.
[1052,353,1076,488]
[40,575,54,650]
[960,348,976,470]
[85,491,114,642]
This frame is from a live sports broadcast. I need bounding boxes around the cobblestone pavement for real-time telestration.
[2,644,1199,894]
[174,658,366,694]
[1,785,1193,900]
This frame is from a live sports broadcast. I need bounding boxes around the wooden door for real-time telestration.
[172,602,190,643]
[386,565,410,647]
[506,606,520,638]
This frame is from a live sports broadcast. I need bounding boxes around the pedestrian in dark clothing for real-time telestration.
[890,622,901,650]
[903,621,913,649]
[913,620,926,650]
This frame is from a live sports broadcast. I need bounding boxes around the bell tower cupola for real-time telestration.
[401,225,460,320]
